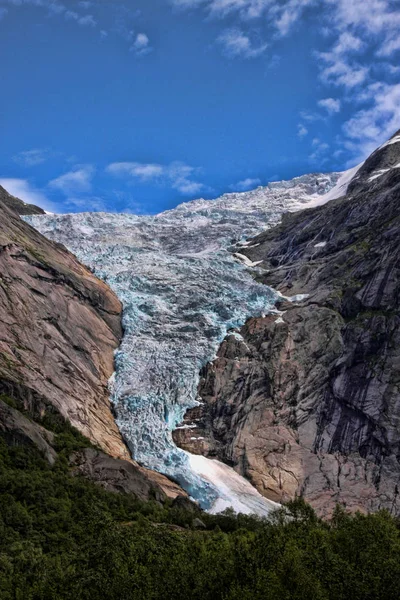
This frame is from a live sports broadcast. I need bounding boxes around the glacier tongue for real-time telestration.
[25,169,340,514]
[188,454,280,516]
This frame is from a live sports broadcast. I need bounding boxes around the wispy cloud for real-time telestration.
[13,148,50,167]
[171,0,314,29]
[65,10,97,27]
[130,33,152,56]
[318,97,341,114]
[106,161,205,196]
[230,177,261,191]
[309,137,329,162]
[217,28,268,58]
[343,82,400,162]
[297,124,309,138]
[48,165,95,195]
[0,0,100,33]
[0,177,56,212]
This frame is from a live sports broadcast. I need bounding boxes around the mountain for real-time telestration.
[0,196,185,501]
[174,130,400,516]
[2,136,400,600]
[24,169,342,512]
[0,184,45,215]
[23,130,400,517]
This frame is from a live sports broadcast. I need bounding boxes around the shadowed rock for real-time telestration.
[0,185,45,215]
[174,129,400,517]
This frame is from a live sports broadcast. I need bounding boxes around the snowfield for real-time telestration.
[25,167,353,515]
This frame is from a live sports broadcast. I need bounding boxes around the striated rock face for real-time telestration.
[174,130,400,517]
[0,198,126,458]
[0,196,185,500]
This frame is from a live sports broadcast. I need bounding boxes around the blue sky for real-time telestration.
[0,0,399,214]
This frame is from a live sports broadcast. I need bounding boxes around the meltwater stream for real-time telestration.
[25,171,340,514]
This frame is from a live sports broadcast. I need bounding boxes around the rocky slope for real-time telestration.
[0,184,45,215]
[0,194,184,500]
[174,130,400,517]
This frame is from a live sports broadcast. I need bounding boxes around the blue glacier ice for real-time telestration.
[25,171,341,513]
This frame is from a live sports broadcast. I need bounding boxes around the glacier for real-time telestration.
[25,170,342,513]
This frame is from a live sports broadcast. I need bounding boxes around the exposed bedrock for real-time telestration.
[174,130,400,517]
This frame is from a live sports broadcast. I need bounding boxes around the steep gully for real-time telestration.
[25,169,350,514]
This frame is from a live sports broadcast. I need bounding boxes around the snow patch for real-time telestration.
[368,162,400,182]
[379,134,400,150]
[188,453,279,516]
[234,253,263,268]
[292,163,363,210]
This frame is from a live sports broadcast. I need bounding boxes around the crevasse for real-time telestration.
[25,171,340,514]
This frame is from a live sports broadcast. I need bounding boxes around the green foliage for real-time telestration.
[1,429,400,599]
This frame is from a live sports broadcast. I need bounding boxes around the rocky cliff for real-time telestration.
[0,191,185,501]
[174,130,400,517]
[0,184,45,215]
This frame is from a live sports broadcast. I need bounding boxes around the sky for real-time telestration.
[0,0,399,214]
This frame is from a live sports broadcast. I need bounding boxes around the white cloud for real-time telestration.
[217,28,268,58]
[65,10,79,20]
[297,124,309,138]
[65,10,96,27]
[230,177,261,191]
[300,110,323,123]
[0,178,56,212]
[309,137,330,162]
[171,0,314,28]
[319,56,368,88]
[48,165,95,195]
[77,14,96,27]
[3,0,98,29]
[330,0,400,43]
[377,36,400,57]
[106,161,205,196]
[342,82,400,161]
[317,32,367,89]
[0,7,8,19]
[131,33,152,56]
[318,97,341,114]
[13,148,49,166]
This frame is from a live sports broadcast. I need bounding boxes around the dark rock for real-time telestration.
[69,448,167,502]
[0,398,57,465]
[0,185,45,215]
[174,129,400,517]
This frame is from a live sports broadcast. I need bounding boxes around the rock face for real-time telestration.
[0,184,45,215]
[0,195,185,500]
[0,397,57,465]
[174,130,400,517]
[0,197,126,458]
